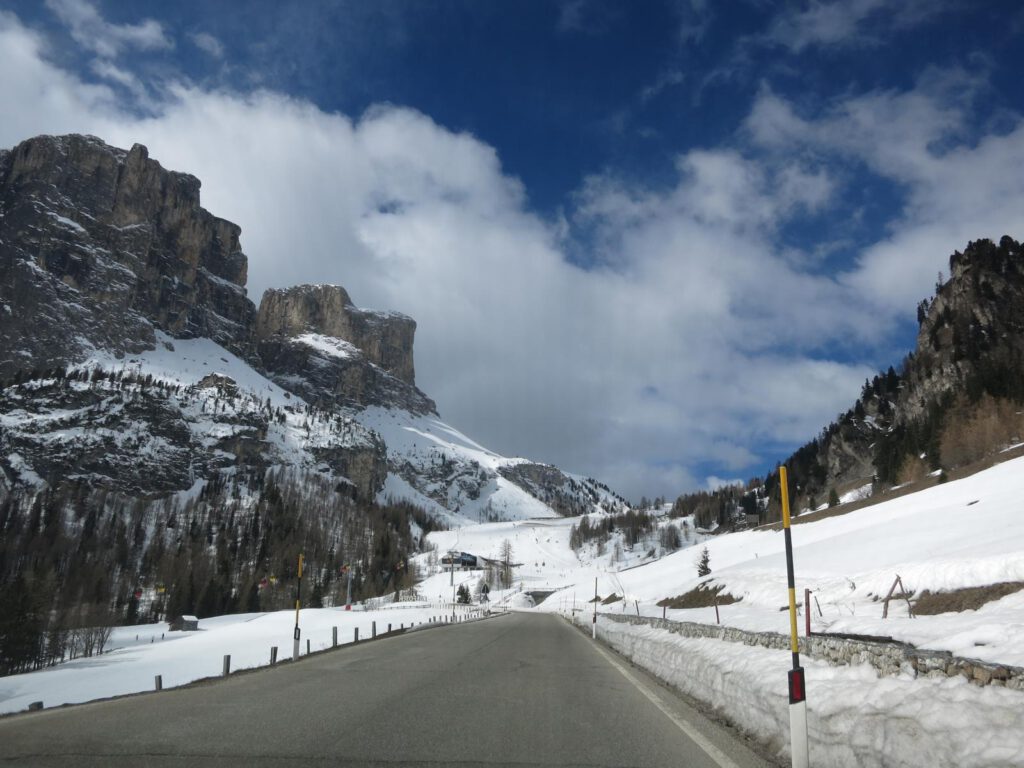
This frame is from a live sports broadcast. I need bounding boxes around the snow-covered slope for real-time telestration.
[363,406,624,525]
[1,328,620,523]
[534,455,1024,668]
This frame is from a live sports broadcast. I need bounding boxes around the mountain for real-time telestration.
[0,134,623,661]
[0,133,621,518]
[675,235,1024,528]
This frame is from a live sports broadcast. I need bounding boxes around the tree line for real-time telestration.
[0,467,439,676]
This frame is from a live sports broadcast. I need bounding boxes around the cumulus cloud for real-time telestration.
[0,7,883,498]
[5,6,1017,501]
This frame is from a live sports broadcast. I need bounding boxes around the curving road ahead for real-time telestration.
[0,612,775,767]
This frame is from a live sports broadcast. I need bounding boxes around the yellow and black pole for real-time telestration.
[780,467,809,767]
[293,553,304,660]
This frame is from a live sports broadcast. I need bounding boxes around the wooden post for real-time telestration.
[714,596,720,625]
[662,605,666,619]
[332,626,337,647]
[306,638,311,655]
[388,623,392,633]
[805,589,812,637]
[883,574,915,619]
[222,655,231,677]
[270,646,278,665]
[354,627,359,643]
[154,675,162,691]
[372,621,377,638]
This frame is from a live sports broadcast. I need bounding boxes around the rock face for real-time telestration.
[773,236,1024,509]
[901,236,1024,424]
[0,135,254,377]
[256,285,435,415]
[498,462,605,517]
[257,285,416,384]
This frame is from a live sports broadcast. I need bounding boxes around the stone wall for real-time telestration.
[599,613,1024,691]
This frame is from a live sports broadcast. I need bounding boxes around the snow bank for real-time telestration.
[585,615,1024,768]
[0,604,476,715]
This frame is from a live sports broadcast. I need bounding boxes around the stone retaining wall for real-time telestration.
[599,613,1024,691]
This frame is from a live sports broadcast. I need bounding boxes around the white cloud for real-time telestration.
[744,70,1024,312]
[0,12,119,140]
[705,476,744,492]
[640,70,685,104]
[189,32,224,59]
[45,0,172,59]
[762,0,952,53]
[3,7,1001,502]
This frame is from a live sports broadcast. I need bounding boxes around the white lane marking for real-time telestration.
[590,640,743,768]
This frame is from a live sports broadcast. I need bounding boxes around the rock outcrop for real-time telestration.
[0,134,254,377]
[257,285,416,384]
[901,236,1024,424]
[256,285,435,415]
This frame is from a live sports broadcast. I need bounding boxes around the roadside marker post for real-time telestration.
[293,553,304,660]
[592,577,598,640]
[780,466,809,768]
[805,589,812,637]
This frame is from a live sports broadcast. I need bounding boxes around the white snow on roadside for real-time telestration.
[0,604,478,715]
[578,615,1024,768]
[535,455,1024,667]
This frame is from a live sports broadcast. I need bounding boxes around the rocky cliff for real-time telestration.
[901,236,1024,424]
[257,285,417,385]
[256,285,435,415]
[0,135,254,377]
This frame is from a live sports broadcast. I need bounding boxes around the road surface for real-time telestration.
[0,612,775,767]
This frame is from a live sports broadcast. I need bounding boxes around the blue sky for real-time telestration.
[3,1,1024,500]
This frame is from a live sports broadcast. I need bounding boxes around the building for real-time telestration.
[440,552,479,569]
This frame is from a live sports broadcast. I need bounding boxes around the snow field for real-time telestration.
[576,614,1024,768]
[0,604,475,715]
[532,456,1024,668]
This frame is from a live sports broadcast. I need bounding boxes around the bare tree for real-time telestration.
[499,539,514,588]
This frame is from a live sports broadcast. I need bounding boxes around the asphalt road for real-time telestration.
[0,612,775,767]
